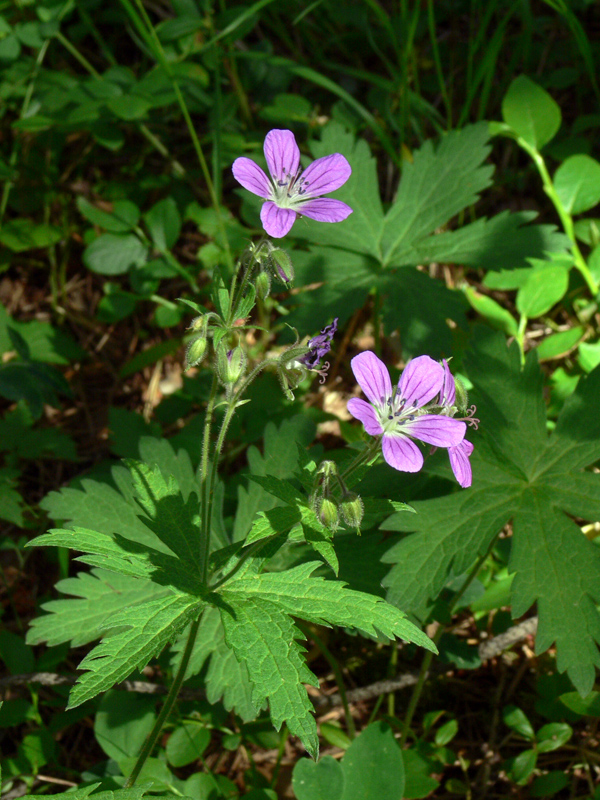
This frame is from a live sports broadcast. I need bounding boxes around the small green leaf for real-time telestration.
[339,722,405,800]
[463,286,518,336]
[516,264,569,317]
[292,755,344,800]
[434,718,458,746]
[559,690,600,716]
[166,722,211,767]
[83,233,148,275]
[536,327,584,361]
[94,690,157,761]
[536,722,572,753]
[144,197,182,250]
[507,749,537,785]
[554,155,600,215]
[502,75,561,149]
[0,219,62,252]
[76,197,140,232]
[106,93,152,120]
[579,340,600,373]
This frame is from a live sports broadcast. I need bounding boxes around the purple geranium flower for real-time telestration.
[297,318,338,371]
[347,351,466,474]
[232,129,353,238]
[437,359,477,488]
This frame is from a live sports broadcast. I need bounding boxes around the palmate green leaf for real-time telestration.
[68,593,204,708]
[27,569,169,648]
[22,784,160,800]
[28,527,153,580]
[382,328,600,694]
[171,607,261,722]
[224,562,435,651]
[216,592,320,758]
[216,563,434,756]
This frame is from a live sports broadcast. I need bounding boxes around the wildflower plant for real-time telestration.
[23,122,600,796]
[26,130,442,777]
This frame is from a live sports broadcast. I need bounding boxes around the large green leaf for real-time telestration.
[216,592,320,758]
[26,569,169,648]
[68,593,204,707]
[382,329,600,694]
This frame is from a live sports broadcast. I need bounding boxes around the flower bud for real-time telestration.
[316,460,339,479]
[255,270,271,301]
[189,314,205,332]
[340,492,364,530]
[185,334,208,370]
[216,343,246,385]
[315,496,339,531]
[269,248,294,285]
[454,377,469,414]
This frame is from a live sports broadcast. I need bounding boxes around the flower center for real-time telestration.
[270,168,311,209]
[377,392,423,435]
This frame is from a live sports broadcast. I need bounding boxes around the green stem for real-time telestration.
[124,615,201,787]
[297,621,356,739]
[340,438,382,486]
[399,531,501,746]
[201,360,275,579]
[517,137,599,295]
[199,376,219,583]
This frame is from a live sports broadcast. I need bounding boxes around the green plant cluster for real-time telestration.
[2,1,600,798]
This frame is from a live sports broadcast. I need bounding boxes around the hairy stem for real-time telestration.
[124,616,201,787]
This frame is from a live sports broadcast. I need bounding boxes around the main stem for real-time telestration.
[124,616,201,787]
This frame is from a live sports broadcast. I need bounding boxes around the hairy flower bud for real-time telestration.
[340,492,364,530]
[185,334,208,370]
[216,343,246,385]
[315,496,339,531]
[269,248,294,284]
[454,377,469,414]
[255,270,271,301]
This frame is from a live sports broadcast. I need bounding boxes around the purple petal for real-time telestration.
[298,198,353,223]
[449,440,474,488]
[301,153,352,196]
[382,435,423,472]
[347,398,383,436]
[260,202,296,238]
[398,355,444,408]
[351,351,392,408]
[231,157,271,199]
[404,415,466,447]
[440,360,456,406]
[264,129,300,182]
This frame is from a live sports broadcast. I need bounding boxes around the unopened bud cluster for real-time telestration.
[310,460,364,534]
[249,241,294,301]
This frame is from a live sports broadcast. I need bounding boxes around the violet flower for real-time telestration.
[232,129,353,238]
[347,351,466,475]
[437,359,478,488]
[297,318,338,372]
